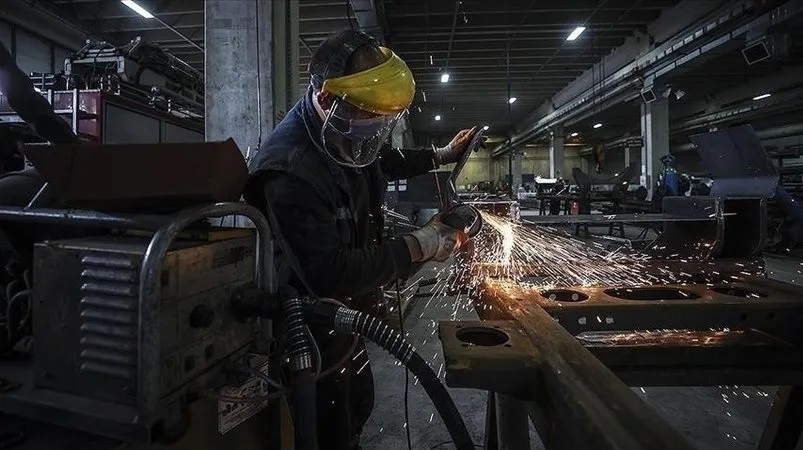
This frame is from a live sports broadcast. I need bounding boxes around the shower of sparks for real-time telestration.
[444,210,672,293]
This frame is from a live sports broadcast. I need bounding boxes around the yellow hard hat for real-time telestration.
[321,47,416,116]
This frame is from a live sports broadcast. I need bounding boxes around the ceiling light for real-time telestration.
[435,115,441,121]
[567,26,586,41]
[482,125,490,131]
[593,123,603,129]
[121,0,154,18]
[753,93,771,100]
[570,132,579,137]
[440,73,450,83]
[508,97,517,104]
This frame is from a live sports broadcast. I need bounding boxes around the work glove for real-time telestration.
[403,205,482,263]
[434,126,479,166]
[404,213,467,263]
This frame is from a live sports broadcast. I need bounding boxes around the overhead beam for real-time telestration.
[99,28,205,47]
[96,18,203,34]
[348,0,383,41]
[0,0,88,50]
[387,7,676,18]
[491,0,803,158]
[396,47,619,56]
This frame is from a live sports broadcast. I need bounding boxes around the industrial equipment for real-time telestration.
[0,141,275,444]
[0,37,203,145]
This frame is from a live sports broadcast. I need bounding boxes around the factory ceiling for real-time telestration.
[36,0,722,144]
[34,0,357,77]
[383,0,682,141]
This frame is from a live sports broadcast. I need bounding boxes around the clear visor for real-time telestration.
[320,98,403,168]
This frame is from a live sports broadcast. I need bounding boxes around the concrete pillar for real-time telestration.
[624,146,631,168]
[640,98,669,195]
[205,0,299,157]
[391,116,409,148]
[549,128,565,178]
[271,0,300,124]
[512,150,523,192]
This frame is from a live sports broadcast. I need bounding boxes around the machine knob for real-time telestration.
[189,305,215,328]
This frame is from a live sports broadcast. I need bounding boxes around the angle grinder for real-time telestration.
[441,203,482,238]
[437,128,487,239]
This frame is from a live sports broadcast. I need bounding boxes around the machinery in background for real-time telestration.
[0,37,203,147]
[765,145,803,253]
[570,164,645,237]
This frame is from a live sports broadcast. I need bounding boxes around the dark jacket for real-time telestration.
[243,88,435,300]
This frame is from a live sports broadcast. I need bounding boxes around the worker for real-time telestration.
[243,29,478,449]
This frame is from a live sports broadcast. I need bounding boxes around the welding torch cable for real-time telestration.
[310,297,360,380]
[301,299,475,450]
[304,325,323,379]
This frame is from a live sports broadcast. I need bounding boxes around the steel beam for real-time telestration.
[0,0,87,50]
[758,386,803,450]
[391,6,675,18]
[474,293,695,450]
[349,0,383,42]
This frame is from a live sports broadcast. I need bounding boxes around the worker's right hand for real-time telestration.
[403,213,468,263]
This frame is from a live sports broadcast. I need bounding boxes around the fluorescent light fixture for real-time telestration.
[121,0,154,18]
[570,132,579,137]
[440,73,450,83]
[753,93,771,100]
[435,115,442,121]
[593,123,603,129]
[567,26,586,41]
[508,97,517,104]
[482,125,490,131]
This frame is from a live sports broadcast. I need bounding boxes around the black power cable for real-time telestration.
[395,278,413,450]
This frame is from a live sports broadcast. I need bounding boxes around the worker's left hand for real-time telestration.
[404,213,469,262]
[435,126,479,165]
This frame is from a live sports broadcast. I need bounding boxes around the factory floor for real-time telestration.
[361,255,801,450]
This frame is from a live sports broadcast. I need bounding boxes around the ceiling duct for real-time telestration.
[742,34,791,65]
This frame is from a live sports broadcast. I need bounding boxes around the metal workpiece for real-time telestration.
[437,321,539,397]
[477,277,803,337]
[440,275,803,449]
[465,288,695,450]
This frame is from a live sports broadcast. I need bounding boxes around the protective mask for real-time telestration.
[344,116,388,141]
[319,98,403,168]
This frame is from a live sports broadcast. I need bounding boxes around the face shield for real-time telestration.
[319,47,415,168]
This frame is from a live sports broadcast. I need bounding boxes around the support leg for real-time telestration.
[759,386,803,450]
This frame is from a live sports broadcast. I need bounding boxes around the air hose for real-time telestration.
[302,298,474,450]
[282,296,318,450]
